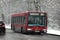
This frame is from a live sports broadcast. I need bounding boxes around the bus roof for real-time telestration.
[12,11,47,16]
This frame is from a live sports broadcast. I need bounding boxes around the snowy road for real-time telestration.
[5,24,60,35]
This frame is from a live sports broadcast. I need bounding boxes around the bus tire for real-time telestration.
[11,25,13,30]
[13,27,16,32]
[21,27,26,34]
[11,26,13,30]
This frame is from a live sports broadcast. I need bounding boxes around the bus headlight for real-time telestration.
[43,29,47,32]
[27,28,32,30]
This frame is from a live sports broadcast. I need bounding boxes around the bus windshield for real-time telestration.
[28,13,46,26]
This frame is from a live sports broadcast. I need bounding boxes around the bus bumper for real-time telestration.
[26,29,47,33]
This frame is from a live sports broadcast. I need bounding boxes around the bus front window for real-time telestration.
[28,14,46,26]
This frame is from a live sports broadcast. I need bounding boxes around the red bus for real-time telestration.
[11,12,47,34]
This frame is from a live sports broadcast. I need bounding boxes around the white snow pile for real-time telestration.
[47,29,60,35]
[5,24,11,29]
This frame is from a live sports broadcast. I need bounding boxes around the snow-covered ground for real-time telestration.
[47,29,60,35]
[5,24,11,29]
[5,24,60,35]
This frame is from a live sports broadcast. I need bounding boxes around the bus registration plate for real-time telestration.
[35,30,40,32]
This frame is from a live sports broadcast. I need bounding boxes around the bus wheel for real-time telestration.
[21,28,26,34]
[11,26,13,30]
[13,27,16,32]
[11,25,13,30]
[40,31,47,36]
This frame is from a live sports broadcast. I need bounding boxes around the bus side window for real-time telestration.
[24,17,26,24]
[13,17,15,23]
[11,17,13,23]
[14,17,16,23]
[16,16,19,24]
[11,17,12,23]
[19,17,21,24]
[19,16,22,24]
[15,17,16,23]
[12,17,14,23]
[20,17,22,24]
[18,16,19,24]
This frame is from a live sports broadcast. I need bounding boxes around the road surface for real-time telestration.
[0,29,60,40]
